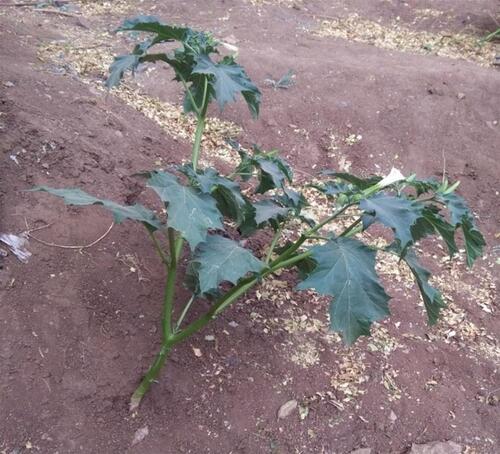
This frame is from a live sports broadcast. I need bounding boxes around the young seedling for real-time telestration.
[264,69,295,89]
[31,16,485,411]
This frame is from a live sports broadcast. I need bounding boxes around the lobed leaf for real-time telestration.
[31,186,162,231]
[320,170,382,190]
[190,234,264,294]
[461,218,485,268]
[276,187,308,212]
[234,147,292,192]
[116,15,188,42]
[411,207,458,256]
[239,200,290,236]
[360,194,424,251]
[298,237,391,344]
[192,54,261,117]
[146,171,223,250]
[439,192,472,226]
[179,166,247,224]
[402,250,446,324]
[439,193,485,267]
[254,200,290,225]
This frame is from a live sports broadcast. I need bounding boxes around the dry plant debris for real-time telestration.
[315,14,498,67]
[289,339,321,367]
[250,0,302,7]
[414,9,445,20]
[330,353,368,402]
[77,0,133,16]
[409,256,500,362]
[382,366,402,401]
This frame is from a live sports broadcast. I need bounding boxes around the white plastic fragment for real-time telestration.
[131,426,149,446]
[0,233,32,263]
[277,399,297,419]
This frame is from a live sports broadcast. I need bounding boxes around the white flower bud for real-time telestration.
[378,167,405,188]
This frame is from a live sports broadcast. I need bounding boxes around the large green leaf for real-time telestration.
[190,235,264,294]
[320,170,382,190]
[116,15,188,42]
[297,237,391,344]
[106,40,154,88]
[276,187,307,212]
[254,155,293,194]
[31,186,162,231]
[439,192,472,227]
[192,54,261,117]
[233,147,292,193]
[179,166,247,224]
[312,181,351,197]
[254,200,289,225]
[403,250,445,324]
[462,218,485,268]
[439,193,485,267]
[239,200,289,236]
[411,207,458,256]
[146,171,223,249]
[360,194,424,250]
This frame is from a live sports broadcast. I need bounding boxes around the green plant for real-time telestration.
[480,27,500,44]
[264,69,295,89]
[31,16,485,411]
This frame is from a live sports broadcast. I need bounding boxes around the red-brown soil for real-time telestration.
[0,1,499,453]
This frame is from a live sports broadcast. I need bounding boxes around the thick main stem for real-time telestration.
[129,344,172,411]
[191,117,205,171]
[131,79,210,410]
[191,78,209,171]
[130,228,180,410]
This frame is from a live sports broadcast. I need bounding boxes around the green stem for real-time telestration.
[480,28,500,44]
[163,262,176,338]
[270,203,353,267]
[147,229,169,268]
[265,227,282,264]
[339,217,362,238]
[130,344,172,411]
[191,117,205,172]
[174,294,195,333]
[131,76,212,410]
[131,239,314,409]
[191,78,209,171]
[130,229,181,410]
[178,74,201,116]
[306,203,353,236]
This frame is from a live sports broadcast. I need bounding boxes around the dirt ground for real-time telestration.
[0,1,499,453]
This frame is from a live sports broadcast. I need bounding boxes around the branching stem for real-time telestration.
[339,217,362,238]
[132,200,355,409]
[191,78,209,171]
[174,294,195,333]
[147,229,169,268]
[178,73,201,116]
[265,227,282,264]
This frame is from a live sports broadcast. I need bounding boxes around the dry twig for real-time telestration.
[24,220,114,250]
